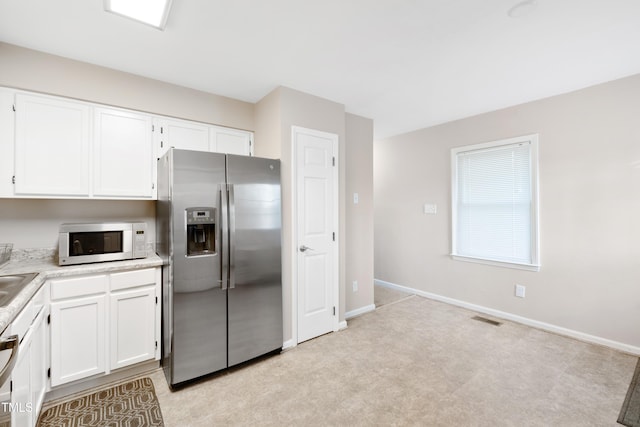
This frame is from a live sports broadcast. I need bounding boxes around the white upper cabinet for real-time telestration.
[0,89,15,197]
[14,93,91,196]
[94,107,154,198]
[10,92,155,199]
[155,117,210,158]
[0,87,255,200]
[211,125,252,156]
[155,117,253,158]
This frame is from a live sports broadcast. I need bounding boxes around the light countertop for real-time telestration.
[0,250,163,335]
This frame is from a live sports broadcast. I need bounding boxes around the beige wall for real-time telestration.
[255,87,377,344]
[345,113,374,314]
[374,73,640,351]
[255,86,347,343]
[0,199,155,249]
[0,43,254,130]
[253,89,282,159]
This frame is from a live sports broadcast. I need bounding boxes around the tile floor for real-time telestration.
[149,287,637,426]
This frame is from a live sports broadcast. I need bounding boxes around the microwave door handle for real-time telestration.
[220,184,228,291]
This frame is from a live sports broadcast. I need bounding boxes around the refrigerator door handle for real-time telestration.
[228,183,236,289]
[220,184,229,290]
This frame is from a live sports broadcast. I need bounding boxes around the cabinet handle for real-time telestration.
[0,335,19,387]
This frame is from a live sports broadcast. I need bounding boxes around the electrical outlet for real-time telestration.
[515,284,526,298]
[352,280,358,292]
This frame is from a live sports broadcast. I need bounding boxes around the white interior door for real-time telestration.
[294,126,338,343]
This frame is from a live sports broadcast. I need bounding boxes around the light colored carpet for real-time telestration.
[150,296,637,426]
[374,283,413,307]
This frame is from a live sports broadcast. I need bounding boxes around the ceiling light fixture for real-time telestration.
[507,0,537,18]
[104,0,173,30]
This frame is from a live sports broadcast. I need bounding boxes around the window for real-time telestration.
[451,134,540,271]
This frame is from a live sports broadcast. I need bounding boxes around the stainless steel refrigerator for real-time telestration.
[156,148,282,387]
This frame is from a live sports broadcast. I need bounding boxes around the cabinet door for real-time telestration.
[210,125,252,156]
[50,295,106,387]
[10,308,46,427]
[11,336,31,427]
[30,309,47,420]
[156,117,210,158]
[0,89,15,197]
[14,93,90,196]
[94,107,154,198]
[110,287,156,370]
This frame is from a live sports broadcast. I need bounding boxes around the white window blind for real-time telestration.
[452,135,539,270]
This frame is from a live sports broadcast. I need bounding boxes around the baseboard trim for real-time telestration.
[283,321,348,350]
[282,339,296,350]
[374,279,640,356]
[345,304,376,320]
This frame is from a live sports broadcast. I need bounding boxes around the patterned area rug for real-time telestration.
[37,377,164,427]
[619,359,640,427]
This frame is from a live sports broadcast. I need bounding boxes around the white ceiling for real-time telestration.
[1,0,640,138]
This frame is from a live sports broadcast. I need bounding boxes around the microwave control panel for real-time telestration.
[133,222,147,257]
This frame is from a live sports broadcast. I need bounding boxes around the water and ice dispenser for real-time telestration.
[186,207,216,256]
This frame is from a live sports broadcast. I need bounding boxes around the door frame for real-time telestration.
[291,125,340,346]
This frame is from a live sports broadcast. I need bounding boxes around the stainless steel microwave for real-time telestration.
[58,222,147,266]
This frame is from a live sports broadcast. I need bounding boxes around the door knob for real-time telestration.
[299,245,313,252]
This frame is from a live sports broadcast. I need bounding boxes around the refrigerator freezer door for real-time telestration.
[226,155,283,367]
[168,149,228,384]
[171,288,226,384]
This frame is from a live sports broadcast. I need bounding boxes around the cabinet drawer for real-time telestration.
[50,275,107,300]
[110,269,156,291]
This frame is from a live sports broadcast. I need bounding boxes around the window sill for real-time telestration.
[451,254,540,272]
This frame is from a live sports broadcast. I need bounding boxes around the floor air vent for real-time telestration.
[471,315,502,326]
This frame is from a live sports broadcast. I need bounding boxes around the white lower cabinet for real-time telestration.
[110,286,156,370]
[49,268,160,388]
[30,307,47,421]
[50,295,107,387]
[11,334,31,426]
[9,284,48,427]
